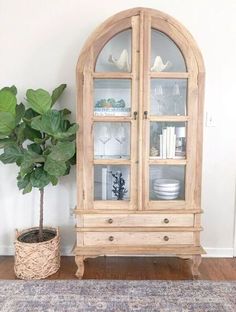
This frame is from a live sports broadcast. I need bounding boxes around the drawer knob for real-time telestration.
[163,236,169,241]
[109,236,114,241]
[108,218,113,224]
[164,218,169,224]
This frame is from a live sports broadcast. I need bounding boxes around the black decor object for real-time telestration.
[112,171,128,200]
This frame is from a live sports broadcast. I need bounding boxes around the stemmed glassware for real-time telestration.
[172,83,181,115]
[114,125,126,158]
[152,85,165,115]
[98,126,111,158]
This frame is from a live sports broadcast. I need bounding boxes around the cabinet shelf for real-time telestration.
[149,159,187,165]
[94,159,131,165]
[150,72,189,79]
[93,72,133,79]
[149,116,189,122]
[93,116,133,122]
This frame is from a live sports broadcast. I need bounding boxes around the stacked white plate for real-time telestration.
[153,179,180,200]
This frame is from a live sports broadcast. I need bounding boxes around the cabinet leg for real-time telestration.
[191,255,202,278]
[75,256,84,279]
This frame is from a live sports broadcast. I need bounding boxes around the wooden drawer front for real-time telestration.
[83,232,194,246]
[82,214,194,227]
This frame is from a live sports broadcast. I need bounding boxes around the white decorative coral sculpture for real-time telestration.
[151,55,172,72]
[108,49,130,71]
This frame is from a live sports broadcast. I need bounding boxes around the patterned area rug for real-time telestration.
[0,280,235,312]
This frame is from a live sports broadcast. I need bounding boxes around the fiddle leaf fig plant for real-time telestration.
[0,84,78,242]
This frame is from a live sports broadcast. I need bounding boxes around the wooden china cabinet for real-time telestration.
[75,7,205,278]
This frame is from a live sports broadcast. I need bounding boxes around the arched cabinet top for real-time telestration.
[77,7,205,74]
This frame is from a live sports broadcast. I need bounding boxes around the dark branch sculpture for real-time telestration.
[112,171,128,200]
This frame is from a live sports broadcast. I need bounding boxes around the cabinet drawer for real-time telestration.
[82,231,194,246]
[81,214,194,227]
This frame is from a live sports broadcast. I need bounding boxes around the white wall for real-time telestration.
[0,0,236,257]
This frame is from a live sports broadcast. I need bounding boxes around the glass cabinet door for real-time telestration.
[145,28,189,209]
[92,27,136,209]
[151,30,186,72]
[151,79,187,116]
[95,29,131,72]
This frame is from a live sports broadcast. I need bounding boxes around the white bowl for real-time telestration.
[153,179,180,187]
[154,191,180,196]
[153,185,180,192]
[155,193,179,200]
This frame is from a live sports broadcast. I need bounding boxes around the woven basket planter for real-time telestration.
[14,227,60,280]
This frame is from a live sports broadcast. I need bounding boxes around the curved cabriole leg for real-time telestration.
[191,255,202,279]
[75,256,84,279]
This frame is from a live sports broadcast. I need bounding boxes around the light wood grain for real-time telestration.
[75,209,203,214]
[74,245,206,255]
[81,213,194,227]
[82,231,194,246]
[76,7,205,279]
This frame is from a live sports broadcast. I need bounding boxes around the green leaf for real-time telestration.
[30,167,51,188]
[49,141,75,162]
[26,89,52,114]
[28,143,42,154]
[0,90,17,115]
[24,124,42,142]
[68,153,76,165]
[59,108,71,117]
[0,138,15,149]
[23,182,32,194]
[23,108,39,124]
[44,156,67,177]
[15,123,25,144]
[0,112,16,135]
[49,175,58,186]
[17,173,32,194]
[51,84,66,106]
[17,173,30,189]
[31,110,61,135]
[0,144,24,164]
[15,103,25,125]
[1,85,17,96]
[20,150,45,176]
[54,124,79,140]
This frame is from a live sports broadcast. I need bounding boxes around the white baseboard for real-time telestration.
[0,245,14,255]
[204,247,234,258]
[0,245,234,258]
[0,245,74,256]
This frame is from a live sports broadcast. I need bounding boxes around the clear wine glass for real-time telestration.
[152,85,165,115]
[114,125,126,158]
[172,83,181,115]
[98,126,111,158]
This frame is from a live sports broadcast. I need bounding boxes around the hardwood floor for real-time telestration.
[0,256,235,280]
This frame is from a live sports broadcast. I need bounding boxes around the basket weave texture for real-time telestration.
[14,227,60,280]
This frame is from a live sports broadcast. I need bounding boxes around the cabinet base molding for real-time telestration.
[74,246,205,279]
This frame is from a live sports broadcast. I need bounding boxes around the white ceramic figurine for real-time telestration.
[108,49,130,71]
[151,55,172,72]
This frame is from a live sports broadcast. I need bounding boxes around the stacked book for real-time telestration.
[160,127,176,159]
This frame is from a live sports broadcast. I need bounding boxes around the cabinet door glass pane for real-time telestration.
[149,165,185,200]
[94,165,130,200]
[151,79,187,116]
[95,29,131,72]
[94,79,131,116]
[151,29,186,72]
[94,122,130,159]
[150,122,186,159]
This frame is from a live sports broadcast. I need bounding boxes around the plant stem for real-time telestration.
[39,188,44,242]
